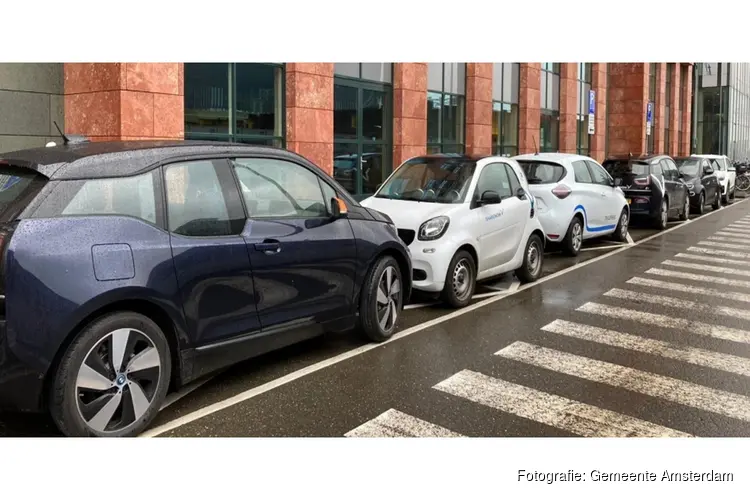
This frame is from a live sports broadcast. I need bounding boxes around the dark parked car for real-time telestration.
[602,154,690,229]
[674,156,722,214]
[0,139,412,437]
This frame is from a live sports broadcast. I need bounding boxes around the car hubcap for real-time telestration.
[572,223,582,251]
[75,328,161,434]
[620,213,628,237]
[452,258,473,301]
[376,266,401,331]
[527,241,542,276]
[662,202,668,225]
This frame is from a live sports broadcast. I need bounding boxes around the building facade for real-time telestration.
[0,62,696,198]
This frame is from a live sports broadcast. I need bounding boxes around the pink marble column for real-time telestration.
[559,63,578,154]
[518,63,541,154]
[393,63,427,166]
[590,63,608,162]
[464,63,493,156]
[607,63,649,156]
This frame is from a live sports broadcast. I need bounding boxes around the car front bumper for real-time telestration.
[407,237,460,293]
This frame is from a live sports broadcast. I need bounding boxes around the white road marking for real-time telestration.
[708,235,750,244]
[717,227,750,235]
[715,231,750,240]
[507,280,521,293]
[675,252,750,267]
[646,267,750,289]
[728,221,750,226]
[727,224,750,230]
[603,288,750,321]
[577,302,750,344]
[580,243,629,252]
[542,319,750,377]
[141,199,750,436]
[471,291,506,299]
[662,259,750,278]
[698,240,750,251]
[160,374,220,411]
[627,276,750,304]
[404,302,438,310]
[344,408,463,437]
[433,369,689,437]
[495,341,750,423]
[686,246,750,259]
[626,232,635,245]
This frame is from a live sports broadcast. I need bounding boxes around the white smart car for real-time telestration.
[692,154,736,204]
[512,153,630,256]
[360,154,545,308]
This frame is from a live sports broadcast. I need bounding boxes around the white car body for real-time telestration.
[360,156,544,294]
[691,154,736,202]
[512,153,629,247]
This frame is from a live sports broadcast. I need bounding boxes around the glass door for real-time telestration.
[333,78,392,198]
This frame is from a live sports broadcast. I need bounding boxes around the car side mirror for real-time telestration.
[704,168,714,175]
[480,190,502,205]
[331,197,348,219]
[516,187,527,199]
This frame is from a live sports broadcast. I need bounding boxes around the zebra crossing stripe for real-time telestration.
[434,369,689,437]
[686,246,750,259]
[716,228,750,236]
[708,235,750,244]
[542,319,750,377]
[662,259,750,278]
[345,408,463,437]
[646,267,750,289]
[577,302,750,344]
[627,276,750,304]
[699,240,750,251]
[715,231,750,240]
[674,252,750,267]
[606,286,750,322]
[495,341,750,423]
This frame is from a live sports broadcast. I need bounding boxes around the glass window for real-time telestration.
[576,63,593,156]
[476,163,512,199]
[185,63,284,146]
[651,162,663,176]
[540,112,559,152]
[165,160,241,237]
[586,160,611,186]
[572,160,593,183]
[376,157,477,204]
[53,173,157,224]
[505,164,522,194]
[336,63,392,83]
[0,166,47,222]
[233,158,327,218]
[676,158,701,177]
[540,64,560,152]
[492,63,520,156]
[426,64,466,153]
[517,161,566,184]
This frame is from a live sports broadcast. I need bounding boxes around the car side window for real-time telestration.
[585,160,612,186]
[475,163,512,199]
[651,162,664,177]
[572,160,593,183]
[710,159,722,172]
[164,159,245,237]
[505,164,522,195]
[232,158,328,218]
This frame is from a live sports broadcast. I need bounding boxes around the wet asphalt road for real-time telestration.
[2,195,749,437]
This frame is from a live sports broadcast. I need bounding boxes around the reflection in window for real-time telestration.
[61,173,157,224]
[426,64,466,153]
[576,63,592,156]
[184,63,284,146]
[492,63,519,156]
[540,63,560,152]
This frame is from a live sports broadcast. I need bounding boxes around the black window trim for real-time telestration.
[516,159,567,184]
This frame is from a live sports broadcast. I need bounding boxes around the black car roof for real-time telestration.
[0,140,317,180]
[604,153,670,163]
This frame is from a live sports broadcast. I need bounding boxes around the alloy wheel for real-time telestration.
[75,328,161,434]
[685,197,690,217]
[572,222,582,252]
[527,240,542,276]
[661,201,668,227]
[376,266,401,331]
[451,258,473,302]
[620,212,629,239]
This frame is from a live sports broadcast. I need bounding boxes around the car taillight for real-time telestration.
[551,184,572,199]
[634,177,650,186]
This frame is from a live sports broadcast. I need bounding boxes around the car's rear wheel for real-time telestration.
[50,312,171,437]
[654,199,669,229]
[359,255,403,342]
[679,195,690,221]
[696,192,705,215]
[440,250,476,309]
[516,234,544,283]
[611,208,629,242]
[562,216,583,256]
[713,189,722,210]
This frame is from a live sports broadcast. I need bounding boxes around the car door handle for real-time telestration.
[254,240,281,254]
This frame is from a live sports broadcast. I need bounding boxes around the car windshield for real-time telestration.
[375,157,477,203]
[517,160,566,184]
[676,158,701,177]
[0,163,47,222]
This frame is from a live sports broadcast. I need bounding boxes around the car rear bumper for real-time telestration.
[622,191,659,217]
[0,320,46,412]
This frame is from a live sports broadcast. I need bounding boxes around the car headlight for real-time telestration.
[418,216,450,241]
[686,182,694,189]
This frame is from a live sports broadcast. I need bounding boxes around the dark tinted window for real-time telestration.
[476,163,512,199]
[517,161,565,184]
[0,164,47,222]
[572,160,593,183]
[165,160,244,237]
[603,160,650,177]
[232,158,327,218]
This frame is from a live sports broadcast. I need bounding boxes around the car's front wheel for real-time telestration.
[679,194,690,221]
[50,312,171,437]
[359,255,404,342]
[713,189,722,210]
[440,250,476,309]
[611,208,629,242]
[516,234,544,284]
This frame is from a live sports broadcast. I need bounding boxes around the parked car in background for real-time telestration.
[361,154,546,309]
[0,139,412,437]
[513,153,629,256]
[692,154,735,204]
[602,154,690,230]
[674,156,721,214]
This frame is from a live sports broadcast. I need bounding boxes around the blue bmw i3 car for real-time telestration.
[0,138,411,437]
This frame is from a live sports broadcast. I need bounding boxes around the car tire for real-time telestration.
[516,234,544,284]
[679,195,690,221]
[440,250,476,309]
[696,192,705,215]
[562,216,583,256]
[713,189,722,210]
[359,255,404,342]
[611,208,629,242]
[49,311,171,437]
[654,198,669,230]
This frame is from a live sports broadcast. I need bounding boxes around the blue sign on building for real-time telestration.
[588,90,596,115]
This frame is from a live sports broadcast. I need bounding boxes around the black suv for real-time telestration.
[602,154,690,230]
[674,156,721,214]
